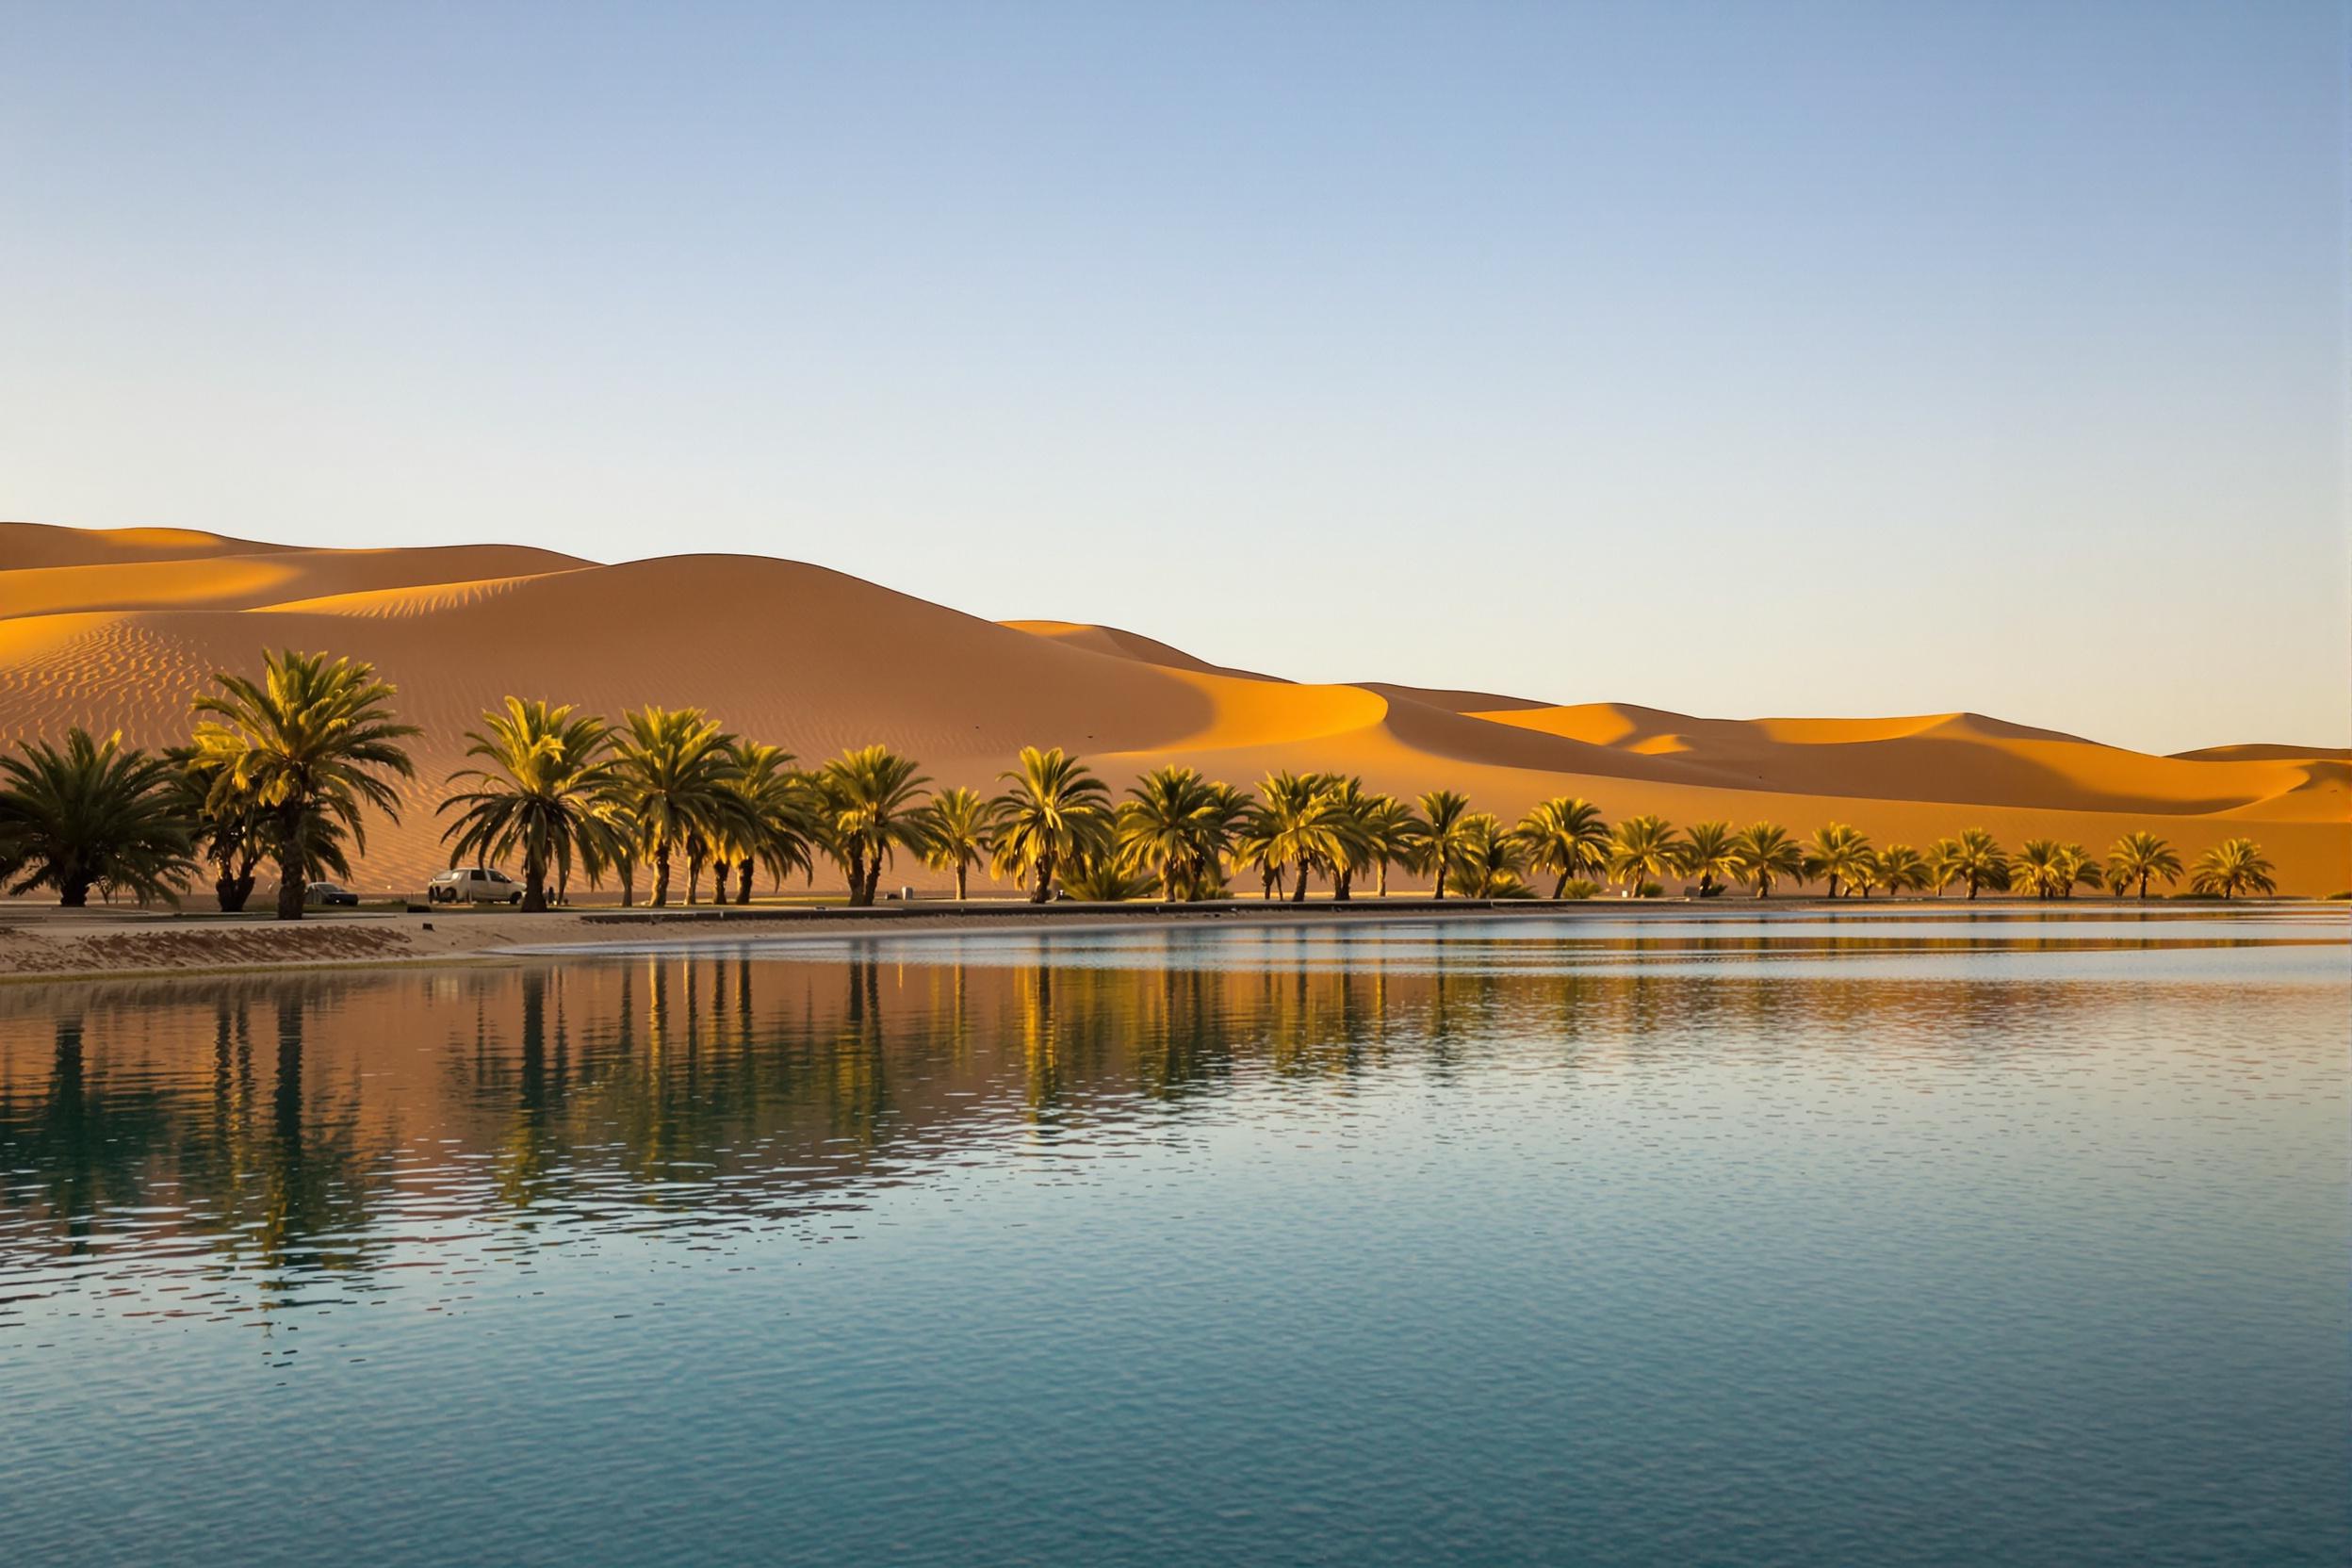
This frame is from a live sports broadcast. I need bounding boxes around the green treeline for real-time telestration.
[0,648,2286,918]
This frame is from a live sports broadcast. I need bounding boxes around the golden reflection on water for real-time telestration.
[0,916,2339,1288]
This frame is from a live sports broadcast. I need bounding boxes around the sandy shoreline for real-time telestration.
[0,896,2330,986]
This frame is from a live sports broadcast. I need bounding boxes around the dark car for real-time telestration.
[304,881,360,907]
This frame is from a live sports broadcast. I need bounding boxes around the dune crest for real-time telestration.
[0,524,2342,892]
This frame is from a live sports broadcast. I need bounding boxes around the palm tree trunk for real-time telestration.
[1430,856,1446,900]
[523,848,548,913]
[1333,868,1350,902]
[651,845,672,907]
[736,858,754,905]
[1290,860,1309,903]
[1378,861,1390,898]
[957,863,971,901]
[1032,849,1054,904]
[275,806,305,921]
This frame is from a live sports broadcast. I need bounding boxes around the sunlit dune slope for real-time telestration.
[1467,703,2329,816]
[1001,620,1284,682]
[0,526,2343,892]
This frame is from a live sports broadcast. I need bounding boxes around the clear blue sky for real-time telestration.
[4,1,2344,753]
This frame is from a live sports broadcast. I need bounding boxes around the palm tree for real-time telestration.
[1678,820,1741,898]
[1607,814,1679,896]
[1254,771,1349,905]
[1517,796,1610,898]
[189,649,420,920]
[608,706,743,906]
[920,785,1001,900]
[1947,828,2009,900]
[2190,838,2276,900]
[1804,822,1871,899]
[1876,843,1928,898]
[2056,842,2103,899]
[1230,802,1287,900]
[173,744,271,912]
[724,741,818,905]
[1731,822,1805,898]
[1921,836,1965,898]
[1359,794,1417,897]
[990,746,1110,903]
[2105,832,2181,900]
[1846,846,1886,899]
[1116,766,1228,902]
[435,698,614,912]
[582,797,640,906]
[2011,839,2065,900]
[1319,776,1380,901]
[812,745,933,906]
[1409,790,1478,901]
[0,728,196,906]
[1448,812,1530,896]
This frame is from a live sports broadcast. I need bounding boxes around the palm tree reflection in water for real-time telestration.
[0,919,2311,1290]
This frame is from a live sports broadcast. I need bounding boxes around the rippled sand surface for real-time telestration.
[3,909,2344,1566]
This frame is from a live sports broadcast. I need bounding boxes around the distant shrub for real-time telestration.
[1560,879,1601,901]
[1636,880,1664,899]
[2328,890,2351,902]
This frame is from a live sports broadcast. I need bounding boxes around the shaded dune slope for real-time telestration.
[0,525,2342,892]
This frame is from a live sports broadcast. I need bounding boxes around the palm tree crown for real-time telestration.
[2106,832,2181,900]
[2190,838,2275,900]
[1678,819,1741,898]
[437,697,614,911]
[920,785,1001,901]
[1116,766,1229,902]
[1947,828,2009,899]
[990,746,1110,903]
[1731,822,1805,898]
[1607,814,1680,895]
[814,744,932,906]
[0,728,196,906]
[1409,790,1478,901]
[609,706,743,906]
[1518,796,1611,898]
[189,649,419,920]
[1805,822,1871,899]
[1448,812,1531,897]
[721,740,817,906]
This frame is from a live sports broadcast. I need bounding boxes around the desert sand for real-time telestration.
[1,520,2344,895]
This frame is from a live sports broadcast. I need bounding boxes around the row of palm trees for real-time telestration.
[0,649,2292,917]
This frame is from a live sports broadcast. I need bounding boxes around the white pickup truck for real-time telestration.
[427,867,524,905]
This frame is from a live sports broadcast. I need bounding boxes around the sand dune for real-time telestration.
[1,523,2343,893]
[1002,619,1283,682]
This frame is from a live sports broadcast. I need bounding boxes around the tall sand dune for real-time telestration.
[0,525,2342,894]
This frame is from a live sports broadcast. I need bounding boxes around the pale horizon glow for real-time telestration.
[3,1,2345,755]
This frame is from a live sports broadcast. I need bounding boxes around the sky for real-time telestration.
[3,1,2344,755]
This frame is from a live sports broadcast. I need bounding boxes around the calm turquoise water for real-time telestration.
[3,908,2345,1566]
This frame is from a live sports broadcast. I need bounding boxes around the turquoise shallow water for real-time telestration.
[3,908,2345,1566]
